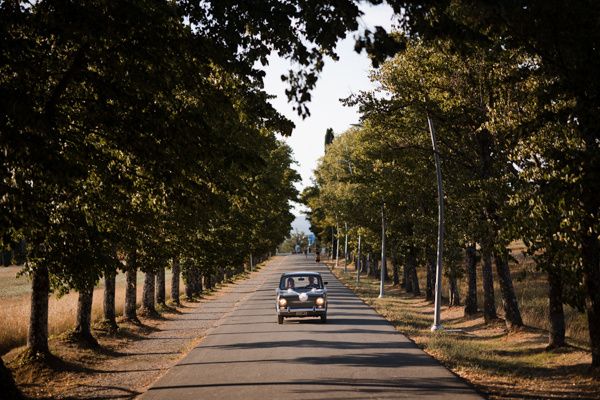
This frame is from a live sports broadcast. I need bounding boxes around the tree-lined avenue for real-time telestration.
[141,255,481,399]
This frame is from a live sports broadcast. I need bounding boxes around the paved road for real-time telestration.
[141,255,482,399]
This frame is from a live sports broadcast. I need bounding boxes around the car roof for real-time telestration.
[281,271,321,277]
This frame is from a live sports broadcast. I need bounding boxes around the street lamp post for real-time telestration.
[356,234,361,284]
[335,222,340,268]
[428,114,445,332]
[344,222,348,273]
[378,203,386,298]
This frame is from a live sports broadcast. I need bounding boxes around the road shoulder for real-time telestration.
[4,260,278,400]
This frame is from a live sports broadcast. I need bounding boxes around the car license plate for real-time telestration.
[296,312,307,316]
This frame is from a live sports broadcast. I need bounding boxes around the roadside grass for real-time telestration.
[6,318,167,399]
[0,259,268,356]
[0,266,31,298]
[0,269,179,355]
[329,261,599,399]
[3,258,273,400]
[501,242,589,344]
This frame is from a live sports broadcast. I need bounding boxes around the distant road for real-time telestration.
[141,255,482,399]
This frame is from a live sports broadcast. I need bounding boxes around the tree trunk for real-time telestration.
[579,115,600,368]
[103,267,118,331]
[140,270,158,316]
[449,274,460,306]
[124,250,139,322]
[197,271,203,295]
[407,248,420,295]
[333,236,338,260]
[184,265,194,301]
[464,243,478,316]
[404,260,413,293]
[494,249,523,330]
[425,252,435,301]
[215,267,223,284]
[547,269,566,349]
[382,256,390,281]
[28,264,50,356]
[171,258,181,306]
[481,246,497,322]
[391,250,400,286]
[205,272,212,290]
[401,258,408,289]
[192,269,203,298]
[73,285,98,346]
[155,266,166,306]
[410,265,420,296]
[371,257,379,278]
[581,232,600,367]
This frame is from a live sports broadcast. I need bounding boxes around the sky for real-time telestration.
[262,3,396,233]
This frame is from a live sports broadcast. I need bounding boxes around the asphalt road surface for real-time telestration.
[141,255,482,399]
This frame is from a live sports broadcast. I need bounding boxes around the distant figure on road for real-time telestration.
[315,249,320,263]
[286,277,295,289]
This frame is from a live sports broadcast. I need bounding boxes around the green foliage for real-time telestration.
[306,2,600,365]
[0,1,307,298]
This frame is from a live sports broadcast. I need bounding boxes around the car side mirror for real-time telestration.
[324,282,328,285]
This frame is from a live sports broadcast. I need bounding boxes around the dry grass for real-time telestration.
[0,266,32,298]
[5,319,163,400]
[0,267,181,355]
[2,263,260,400]
[330,260,599,399]
[453,243,589,345]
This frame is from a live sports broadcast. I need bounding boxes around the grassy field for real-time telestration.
[487,243,588,344]
[0,266,32,298]
[0,265,181,355]
[328,257,598,399]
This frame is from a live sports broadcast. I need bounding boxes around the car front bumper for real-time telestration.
[277,307,327,317]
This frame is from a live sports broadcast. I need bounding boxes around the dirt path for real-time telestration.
[7,257,284,399]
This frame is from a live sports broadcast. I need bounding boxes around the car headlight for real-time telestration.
[316,297,325,306]
[278,298,287,307]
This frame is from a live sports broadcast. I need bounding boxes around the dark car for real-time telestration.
[276,271,328,324]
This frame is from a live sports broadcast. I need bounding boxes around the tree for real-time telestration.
[360,38,525,328]
[325,128,335,150]
[1,0,339,365]
[386,0,600,369]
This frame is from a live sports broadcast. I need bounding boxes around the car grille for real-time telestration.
[285,295,320,309]
[288,300,315,308]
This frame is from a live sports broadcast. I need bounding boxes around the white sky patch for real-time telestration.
[262,3,396,222]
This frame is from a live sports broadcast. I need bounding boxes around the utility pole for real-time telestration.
[428,114,445,332]
[250,253,253,272]
[379,203,386,298]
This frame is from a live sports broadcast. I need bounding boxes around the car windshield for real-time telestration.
[279,275,323,290]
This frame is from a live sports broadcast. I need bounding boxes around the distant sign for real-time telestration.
[308,234,315,245]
